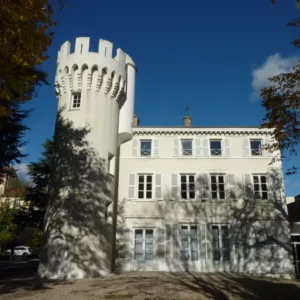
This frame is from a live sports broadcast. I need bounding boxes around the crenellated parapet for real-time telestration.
[55,37,134,103]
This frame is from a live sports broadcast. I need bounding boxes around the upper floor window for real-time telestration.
[180,174,195,199]
[253,175,268,200]
[210,140,222,156]
[181,225,198,261]
[71,93,81,109]
[250,140,262,156]
[138,174,152,199]
[134,229,154,261]
[181,139,193,156]
[140,140,152,157]
[211,175,225,200]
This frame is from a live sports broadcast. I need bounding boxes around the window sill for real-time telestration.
[68,108,81,111]
[127,199,163,202]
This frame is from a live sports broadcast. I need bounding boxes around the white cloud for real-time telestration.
[14,163,29,181]
[250,53,299,101]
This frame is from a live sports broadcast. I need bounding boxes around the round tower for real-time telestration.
[38,37,136,279]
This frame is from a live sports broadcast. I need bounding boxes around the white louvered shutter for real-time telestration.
[171,174,178,200]
[202,138,209,156]
[200,173,210,200]
[128,174,135,199]
[173,139,179,156]
[132,139,138,157]
[223,138,231,157]
[157,227,165,258]
[263,137,272,157]
[195,138,201,157]
[166,224,171,258]
[119,227,130,259]
[243,173,253,200]
[267,172,282,201]
[226,174,236,200]
[243,138,250,156]
[154,139,160,157]
[155,173,162,200]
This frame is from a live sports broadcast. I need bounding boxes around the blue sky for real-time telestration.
[18,0,300,195]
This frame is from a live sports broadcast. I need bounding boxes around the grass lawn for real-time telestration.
[1,272,300,299]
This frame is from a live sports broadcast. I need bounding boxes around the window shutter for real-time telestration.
[243,173,253,200]
[153,139,160,157]
[263,137,272,157]
[155,173,162,200]
[223,138,231,157]
[173,224,179,259]
[267,172,282,201]
[171,174,178,200]
[128,174,135,199]
[195,138,201,157]
[243,138,250,156]
[132,139,138,157]
[200,224,207,259]
[166,224,171,258]
[157,227,165,258]
[119,227,130,259]
[202,138,209,156]
[206,224,212,260]
[173,139,179,157]
[200,173,210,200]
[226,174,236,200]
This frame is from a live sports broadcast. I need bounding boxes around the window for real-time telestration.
[250,140,262,156]
[140,140,152,157]
[210,175,225,200]
[212,225,230,262]
[181,225,198,261]
[71,93,81,109]
[134,229,154,261]
[210,140,222,156]
[253,175,268,200]
[180,175,195,199]
[181,139,193,156]
[138,174,152,199]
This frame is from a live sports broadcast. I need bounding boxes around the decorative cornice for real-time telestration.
[132,127,273,136]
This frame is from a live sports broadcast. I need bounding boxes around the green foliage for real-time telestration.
[0,208,15,243]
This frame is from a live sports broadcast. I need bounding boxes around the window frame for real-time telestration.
[210,139,222,156]
[210,174,225,200]
[71,92,81,109]
[181,139,193,156]
[211,224,230,263]
[252,174,268,200]
[134,228,155,261]
[137,173,153,200]
[180,174,196,200]
[180,225,199,261]
[250,139,263,156]
[140,139,152,157]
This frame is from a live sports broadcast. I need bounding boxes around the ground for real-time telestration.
[1,271,300,300]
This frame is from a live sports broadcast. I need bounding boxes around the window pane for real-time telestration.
[146,230,153,239]
[211,176,216,183]
[138,183,144,190]
[254,192,261,199]
[219,191,225,200]
[262,192,268,199]
[181,191,187,199]
[146,191,152,199]
[189,191,195,199]
[182,140,193,156]
[140,141,152,156]
[181,176,187,183]
[181,250,189,260]
[139,176,144,183]
[147,184,152,191]
[210,140,222,156]
[261,176,266,183]
[138,191,144,199]
[221,226,230,262]
[212,192,218,199]
[189,183,195,191]
[212,226,220,261]
[189,175,195,183]
[253,176,259,183]
[218,176,224,184]
[254,184,260,192]
[219,184,225,192]
[181,183,187,191]
[145,253,153,260]
[147,176,152,183]
[190,226,197,237]
[135,230,143,239]
[250,140,262,155]
[211,183,217,191]
[261,184,267,191]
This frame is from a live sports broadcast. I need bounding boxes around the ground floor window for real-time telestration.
[134,229,154,261]
[212,225,230,262]
[181,225,198,260]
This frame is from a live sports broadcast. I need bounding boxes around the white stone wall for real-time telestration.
[116,127,294,276]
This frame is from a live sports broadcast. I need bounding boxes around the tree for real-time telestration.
[0,1,58,181]
[261,2,300,175]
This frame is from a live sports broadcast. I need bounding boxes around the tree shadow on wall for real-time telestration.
[39,107,114,279]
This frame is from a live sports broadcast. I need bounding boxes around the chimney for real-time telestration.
[183,115,191,127]
[133,114,140,127]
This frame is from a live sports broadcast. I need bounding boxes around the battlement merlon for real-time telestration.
[57,37,135,67]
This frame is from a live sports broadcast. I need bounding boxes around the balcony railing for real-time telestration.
[140,149,151,156]
[251,149,262,156]
[182,149,193,156]
[211,149,222,156]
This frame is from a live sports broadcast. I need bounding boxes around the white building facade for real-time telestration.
[116,124,294,277]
